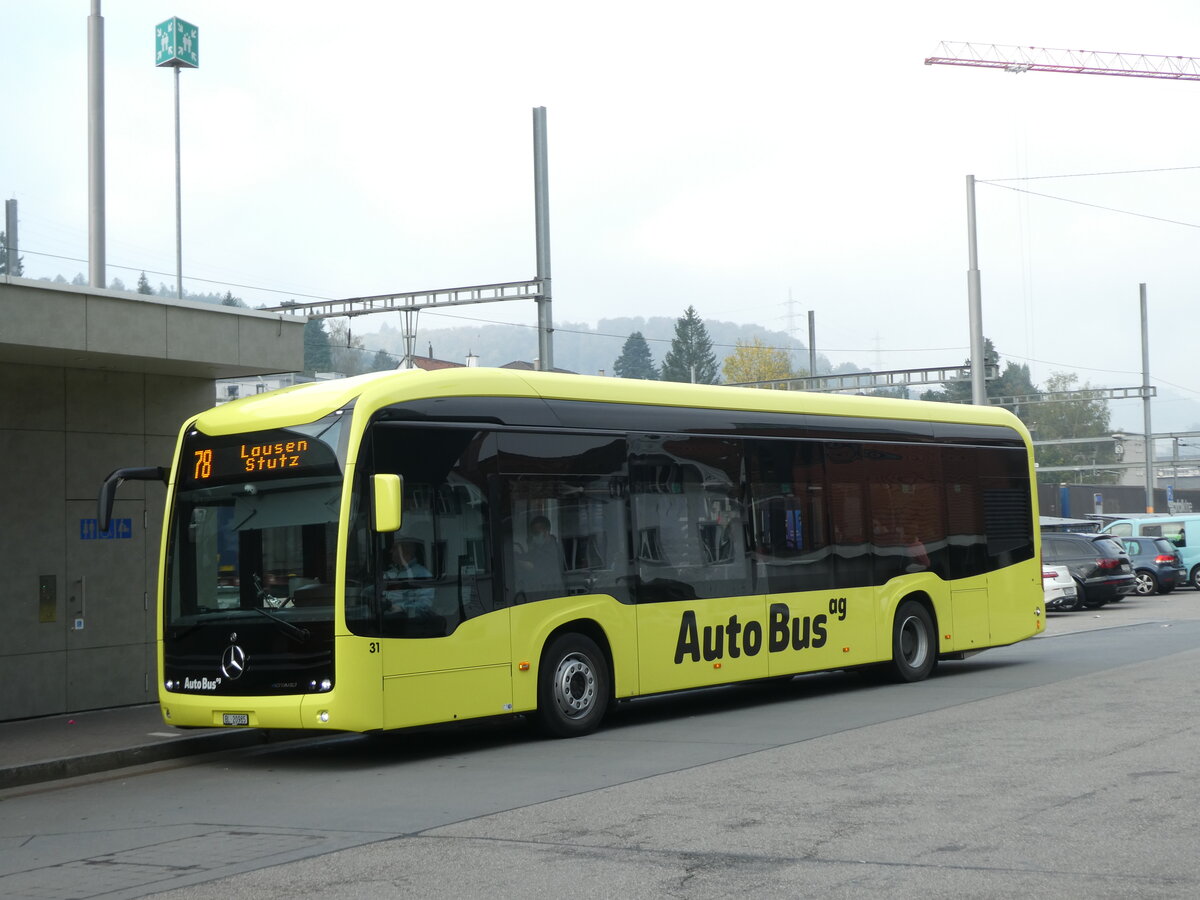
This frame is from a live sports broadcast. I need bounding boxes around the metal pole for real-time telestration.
[174,65,183,299]
[966,175,985,405]
[807,310,816,378]
[1141,284,1154,512]
[4,199,17,275]
[533,107,553,371]
[87,0,106,289]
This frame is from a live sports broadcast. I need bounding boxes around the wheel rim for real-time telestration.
[1135,573,1155,595]
[552,652,597,720]
[898,615,929,669]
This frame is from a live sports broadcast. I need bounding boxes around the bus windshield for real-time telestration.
[165,413,346,628]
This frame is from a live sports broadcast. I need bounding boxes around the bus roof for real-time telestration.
[191,367,1029,439]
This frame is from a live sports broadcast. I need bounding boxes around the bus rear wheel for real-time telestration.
[888,600,936,683]
[537,633,610,738]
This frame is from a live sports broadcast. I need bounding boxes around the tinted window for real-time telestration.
[824,443,873,587]
[1153,539,1177,555]
[943,446,989,578]
[630,435,748,602]
[498,432,631,605]
[980,449,1035,569]
[1091,537,1127,558]
[347,427,497,639]
[864,443,947,583]
[746,439,832,592]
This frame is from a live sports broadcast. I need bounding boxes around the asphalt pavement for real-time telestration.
[2,587,1192,793]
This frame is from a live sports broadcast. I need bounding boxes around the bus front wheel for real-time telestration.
[537,633,610,738]
[888,600,937,683]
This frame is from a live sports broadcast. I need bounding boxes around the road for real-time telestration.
[2,590,1199,899]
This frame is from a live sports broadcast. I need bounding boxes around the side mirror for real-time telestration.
[372,474,403,532]
[98,466,168,531]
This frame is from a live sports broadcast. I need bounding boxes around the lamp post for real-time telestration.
[155,17,198,299]
[88,1,106,289]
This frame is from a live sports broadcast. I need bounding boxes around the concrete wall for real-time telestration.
[0,279,305,721]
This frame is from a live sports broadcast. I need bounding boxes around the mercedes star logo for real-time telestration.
[220,643,247,680]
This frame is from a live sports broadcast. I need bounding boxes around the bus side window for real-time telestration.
[497,432,631,605]
[747,439,832,593]
[360,428,497,639]
[629,435,747,602]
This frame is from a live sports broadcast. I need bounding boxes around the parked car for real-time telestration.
[1041,532,1137,607]
[1102,515,1200,589]
[1121,536,1186,595]
[1042,563,1080,611]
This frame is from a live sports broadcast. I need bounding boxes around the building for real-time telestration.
[0,277,304,721]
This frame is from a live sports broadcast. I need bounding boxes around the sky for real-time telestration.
[4,1,1200,431]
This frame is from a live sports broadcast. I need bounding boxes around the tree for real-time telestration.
[0,231,23,276]
[137,272,153,294]
[303,317,332,374]
[1022,373,1116,483]
[327,319,389,376]
[371,348,398,371]
[613,331,658,380]
[722,337,794,385]
[660,306,719,384]
[920,338,1001,404]
[220,290,246,307]
[108,276,126,292]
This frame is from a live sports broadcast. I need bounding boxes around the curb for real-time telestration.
[0,729,306,791]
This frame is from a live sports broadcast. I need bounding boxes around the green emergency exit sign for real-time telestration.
[156,17,199,68]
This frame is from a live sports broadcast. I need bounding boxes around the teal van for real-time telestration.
[1101,515,1200,589]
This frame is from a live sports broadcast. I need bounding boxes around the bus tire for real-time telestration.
[537,633,610,738]
[887,600,936,683]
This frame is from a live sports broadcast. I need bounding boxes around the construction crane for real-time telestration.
[925,42,1200,81]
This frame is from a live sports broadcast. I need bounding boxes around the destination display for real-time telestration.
[181,428,340,487]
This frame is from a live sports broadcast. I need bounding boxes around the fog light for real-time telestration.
[317,710,330,723]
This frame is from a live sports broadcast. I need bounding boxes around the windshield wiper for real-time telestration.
[250,605,311,643]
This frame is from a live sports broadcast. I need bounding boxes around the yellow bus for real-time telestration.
[100,368,1043,738]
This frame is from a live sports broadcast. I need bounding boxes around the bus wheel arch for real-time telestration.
[887,593,937,683]
[535,623,612,738]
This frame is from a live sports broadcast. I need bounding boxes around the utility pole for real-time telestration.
[4,199,17,275]
[87,0,105,289]
[965,175,986,405]
[1140,284,1154,512]
[807,310,816,378]
[533,107,553,370]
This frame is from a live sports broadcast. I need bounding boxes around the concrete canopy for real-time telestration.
[0,277,305,378]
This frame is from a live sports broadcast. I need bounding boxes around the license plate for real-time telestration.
[222,713,250,726]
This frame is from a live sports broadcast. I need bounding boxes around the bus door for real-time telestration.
[363,426,512,730]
